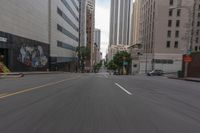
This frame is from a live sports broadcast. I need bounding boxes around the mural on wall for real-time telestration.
[17,44,48,68]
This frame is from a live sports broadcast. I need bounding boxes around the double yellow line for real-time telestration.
[0,76,80,100]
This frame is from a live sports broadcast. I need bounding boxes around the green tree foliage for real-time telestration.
[107,60,117,70]
[93,61,103,73]
[76,46,91,59]
[113,51,131,69]
[106,51,131,74]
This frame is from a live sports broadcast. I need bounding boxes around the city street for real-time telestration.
[0,73,200,133]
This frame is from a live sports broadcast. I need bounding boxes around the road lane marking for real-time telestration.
[0,76,80,100]
[115,83,132,95]
[104,75,108,78]
[0,93,8,97]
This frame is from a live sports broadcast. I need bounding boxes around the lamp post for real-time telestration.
[169,0,194,77]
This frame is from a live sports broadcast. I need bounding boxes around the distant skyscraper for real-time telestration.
[85,0,95,71]
[94,29,101,64]
[94,29,101,50]
[109,0,132,46]
[80,0,87,47]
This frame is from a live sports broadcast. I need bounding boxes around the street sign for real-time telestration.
[187,49,192,55]
[183,55,192,63]
[123,62,128,66]
[0,37,7,42]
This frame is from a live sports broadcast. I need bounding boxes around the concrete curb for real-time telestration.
[21,72,65,75]
[168,77,200,82]
[0,71,70,78]
[0,73,24,78]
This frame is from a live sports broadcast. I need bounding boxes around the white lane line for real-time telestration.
[104,75,108,78]
[115,83,132,95]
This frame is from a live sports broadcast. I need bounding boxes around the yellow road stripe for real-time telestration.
[0,76,80,100]
[0,93,8,97]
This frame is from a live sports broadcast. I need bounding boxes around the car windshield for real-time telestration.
[0,0,200,133]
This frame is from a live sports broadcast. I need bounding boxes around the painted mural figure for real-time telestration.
[18,44,48,68]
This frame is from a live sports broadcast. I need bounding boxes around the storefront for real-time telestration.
[0,31,50,72]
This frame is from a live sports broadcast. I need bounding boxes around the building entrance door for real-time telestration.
[0,48,8,66]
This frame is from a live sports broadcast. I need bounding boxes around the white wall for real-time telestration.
[50,0,79,58]
[0,0,49,43]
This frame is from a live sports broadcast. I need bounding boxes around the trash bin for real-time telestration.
[177,71,184,78]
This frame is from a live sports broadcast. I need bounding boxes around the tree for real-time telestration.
[107,60,117,71]
[76,46,91,72]
[113,51,131,74]
[93,61,102,73]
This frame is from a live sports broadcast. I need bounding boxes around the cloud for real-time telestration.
[95,0,110,58]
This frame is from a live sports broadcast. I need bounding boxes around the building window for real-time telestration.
[177,9,181,16]
[153,59,174,64]
[167,30,171,38]
[198,13,200,18]
[176,20,180,27]
[199,5,200,10]
[196,37,199,43]
[174,41,178,48]
[175,30,179,38]
[195,46,198,51]
[197,30,199,35]
[170,0,173,6]
[57,24,79,42]
[166,41,171,48]
[61,0,79,22]
[57,41,76,51]
[57,7,79,32]
[168,20,172,27]
[197,21,200,27]
[169,10,173,16]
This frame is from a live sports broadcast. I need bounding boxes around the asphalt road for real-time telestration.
[0,73,200,133]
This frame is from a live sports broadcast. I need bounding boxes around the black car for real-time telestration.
[147,70,164,76]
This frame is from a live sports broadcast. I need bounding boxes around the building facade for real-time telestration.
[193,0,200,52]
[138,0,194,73]
[107,45,128,61]
[0,0,50,72]
[0,0,80,72]
[109,0,132,46]
[49,0,79,71]
[85,0,95,71]
[80,0,87,47]
[94,29,101,64]
[132,0,142,45]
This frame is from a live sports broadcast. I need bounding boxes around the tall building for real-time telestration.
[85,0,95,71]
[0,0,80,72]
[132,0,141,45]
[138,0,194,73]
[109,0,132,46]
[80,0,87,47]
[94,29,101,50]
[94,29,101,64]
[193,0,200,52]
[49,0,79,71]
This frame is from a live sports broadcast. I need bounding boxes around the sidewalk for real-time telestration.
[0,71,68,78]
[167,75,200,82]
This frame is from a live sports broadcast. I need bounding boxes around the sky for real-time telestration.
[95,0,135,58]
[95,0,111,58]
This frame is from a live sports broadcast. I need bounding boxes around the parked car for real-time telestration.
[113,71,119,75]
[147,70,164,76]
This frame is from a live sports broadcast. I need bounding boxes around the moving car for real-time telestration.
[147,70,164,76]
